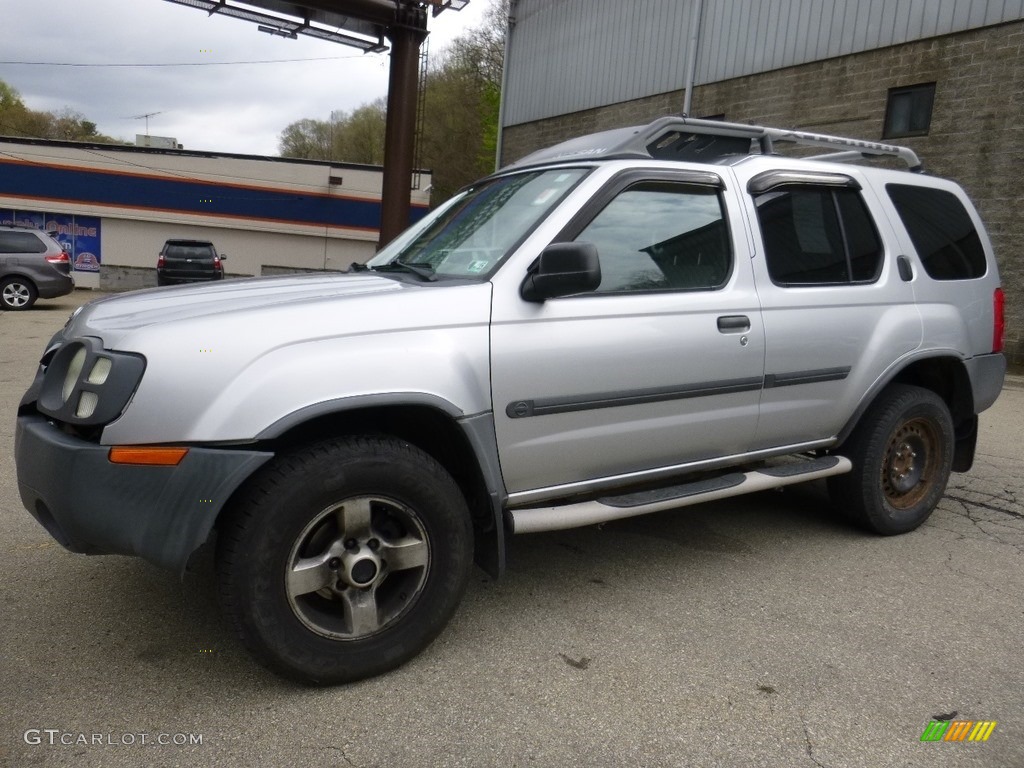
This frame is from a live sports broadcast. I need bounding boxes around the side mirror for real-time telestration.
[521,242,601,302]
[219,254,228,261]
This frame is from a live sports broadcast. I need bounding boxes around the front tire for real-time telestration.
[217,436,473,684]
[829,384,954,535]
[0,277,38,310]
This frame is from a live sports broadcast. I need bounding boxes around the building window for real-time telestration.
[883,83,935,139]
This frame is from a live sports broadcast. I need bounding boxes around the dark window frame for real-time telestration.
[754,186,885,288]
[554,170,735,296]
[885,183,987,281]
[883,82,936,139]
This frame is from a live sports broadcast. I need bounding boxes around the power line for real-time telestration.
[0,56,369,68]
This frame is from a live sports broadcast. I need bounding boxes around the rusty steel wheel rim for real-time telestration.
[880,417,940,509]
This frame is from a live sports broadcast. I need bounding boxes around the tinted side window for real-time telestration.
[755,187,882,285]
[886,184,986,280]
[574,182,731,293]
[0,231,46,254]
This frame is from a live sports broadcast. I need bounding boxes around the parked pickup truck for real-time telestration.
[15,117,1005,684]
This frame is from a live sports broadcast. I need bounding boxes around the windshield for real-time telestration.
[368,168,588,278]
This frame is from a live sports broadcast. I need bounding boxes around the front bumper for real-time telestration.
[15,414,272,573]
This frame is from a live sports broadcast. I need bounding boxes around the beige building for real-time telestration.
[0,137,431,291]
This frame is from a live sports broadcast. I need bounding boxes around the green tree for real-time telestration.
[0,78,122,143]
[333,98,387,165]
[276,0,509,202]
[279,117,333,159]
[420,0,508,201]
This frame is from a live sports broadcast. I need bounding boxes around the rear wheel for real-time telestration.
[217,435,473,684]
[0,277,37,310]
[829,384,953,534]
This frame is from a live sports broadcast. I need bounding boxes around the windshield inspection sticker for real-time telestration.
[468,260,489,273]
[532,188,558,205]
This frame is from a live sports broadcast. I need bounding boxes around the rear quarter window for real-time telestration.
[0,232,46,254]
[886,184,986,280]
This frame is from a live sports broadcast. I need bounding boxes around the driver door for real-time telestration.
[491,170,764,501]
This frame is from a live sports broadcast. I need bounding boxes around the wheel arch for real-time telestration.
[838,353,977,471]
[0,273,39,306]
[226,397,507,578]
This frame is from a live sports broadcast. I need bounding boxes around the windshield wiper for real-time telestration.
[369,261,438,282]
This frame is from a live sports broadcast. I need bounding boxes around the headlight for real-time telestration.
[62,347,87,402]
[37,338,146,427]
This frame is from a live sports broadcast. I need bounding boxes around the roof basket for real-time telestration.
[508,116,922,172]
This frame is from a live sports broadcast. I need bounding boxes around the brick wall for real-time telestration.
[502,21,1024,365]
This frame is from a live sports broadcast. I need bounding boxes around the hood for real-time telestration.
[67,273,410,345]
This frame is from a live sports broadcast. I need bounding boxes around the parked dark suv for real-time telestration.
[0,226,74,310]
[157,239,226,286]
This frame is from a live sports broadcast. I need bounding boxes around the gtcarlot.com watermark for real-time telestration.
[24,729,203,747]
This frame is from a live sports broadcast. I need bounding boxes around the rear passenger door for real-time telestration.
[739,169,922,449]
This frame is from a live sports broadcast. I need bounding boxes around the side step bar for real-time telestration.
[510,455,852,534]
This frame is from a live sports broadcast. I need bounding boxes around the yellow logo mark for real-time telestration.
[967,721,997,742]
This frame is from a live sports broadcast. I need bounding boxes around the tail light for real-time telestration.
[157,255,166,268]
[213,256,222,271]
[45,251,70,265]
[993,287,1005,353]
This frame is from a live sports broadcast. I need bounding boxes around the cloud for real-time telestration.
[1,0,488,156]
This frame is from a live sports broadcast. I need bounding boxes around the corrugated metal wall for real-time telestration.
[503,0,1024,126]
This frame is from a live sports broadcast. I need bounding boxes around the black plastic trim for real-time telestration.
[505,377,764,419]
[508,366,853,419]
[257,392,466,439]
[763,367,851,389]
[758,455,841,477]
[15,414,272,574]
[457,412,508,579]
[35,337,146,427]
[600,473,747,508]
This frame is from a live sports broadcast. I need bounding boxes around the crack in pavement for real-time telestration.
[323,745,359,768]
[945,494,1023,520]
[800,715,827,768]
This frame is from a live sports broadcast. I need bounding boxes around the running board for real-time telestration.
[510,455,852,534]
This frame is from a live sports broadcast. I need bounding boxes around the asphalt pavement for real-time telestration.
[1,290,1022,768]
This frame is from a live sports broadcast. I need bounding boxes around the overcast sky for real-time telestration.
[0,0,490,156]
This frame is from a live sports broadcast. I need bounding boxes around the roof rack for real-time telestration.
[508,116,922,172]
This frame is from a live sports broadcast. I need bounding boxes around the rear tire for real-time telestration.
[0,277,38,310]
[216,435,473,685]
[828,384,953,534]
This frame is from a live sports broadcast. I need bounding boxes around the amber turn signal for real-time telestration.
[108,446,189,466]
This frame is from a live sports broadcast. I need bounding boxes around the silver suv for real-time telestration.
[0,226,75,310]
[14,118,1006,684]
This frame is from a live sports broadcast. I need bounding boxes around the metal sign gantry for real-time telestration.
[163,0,468,247]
